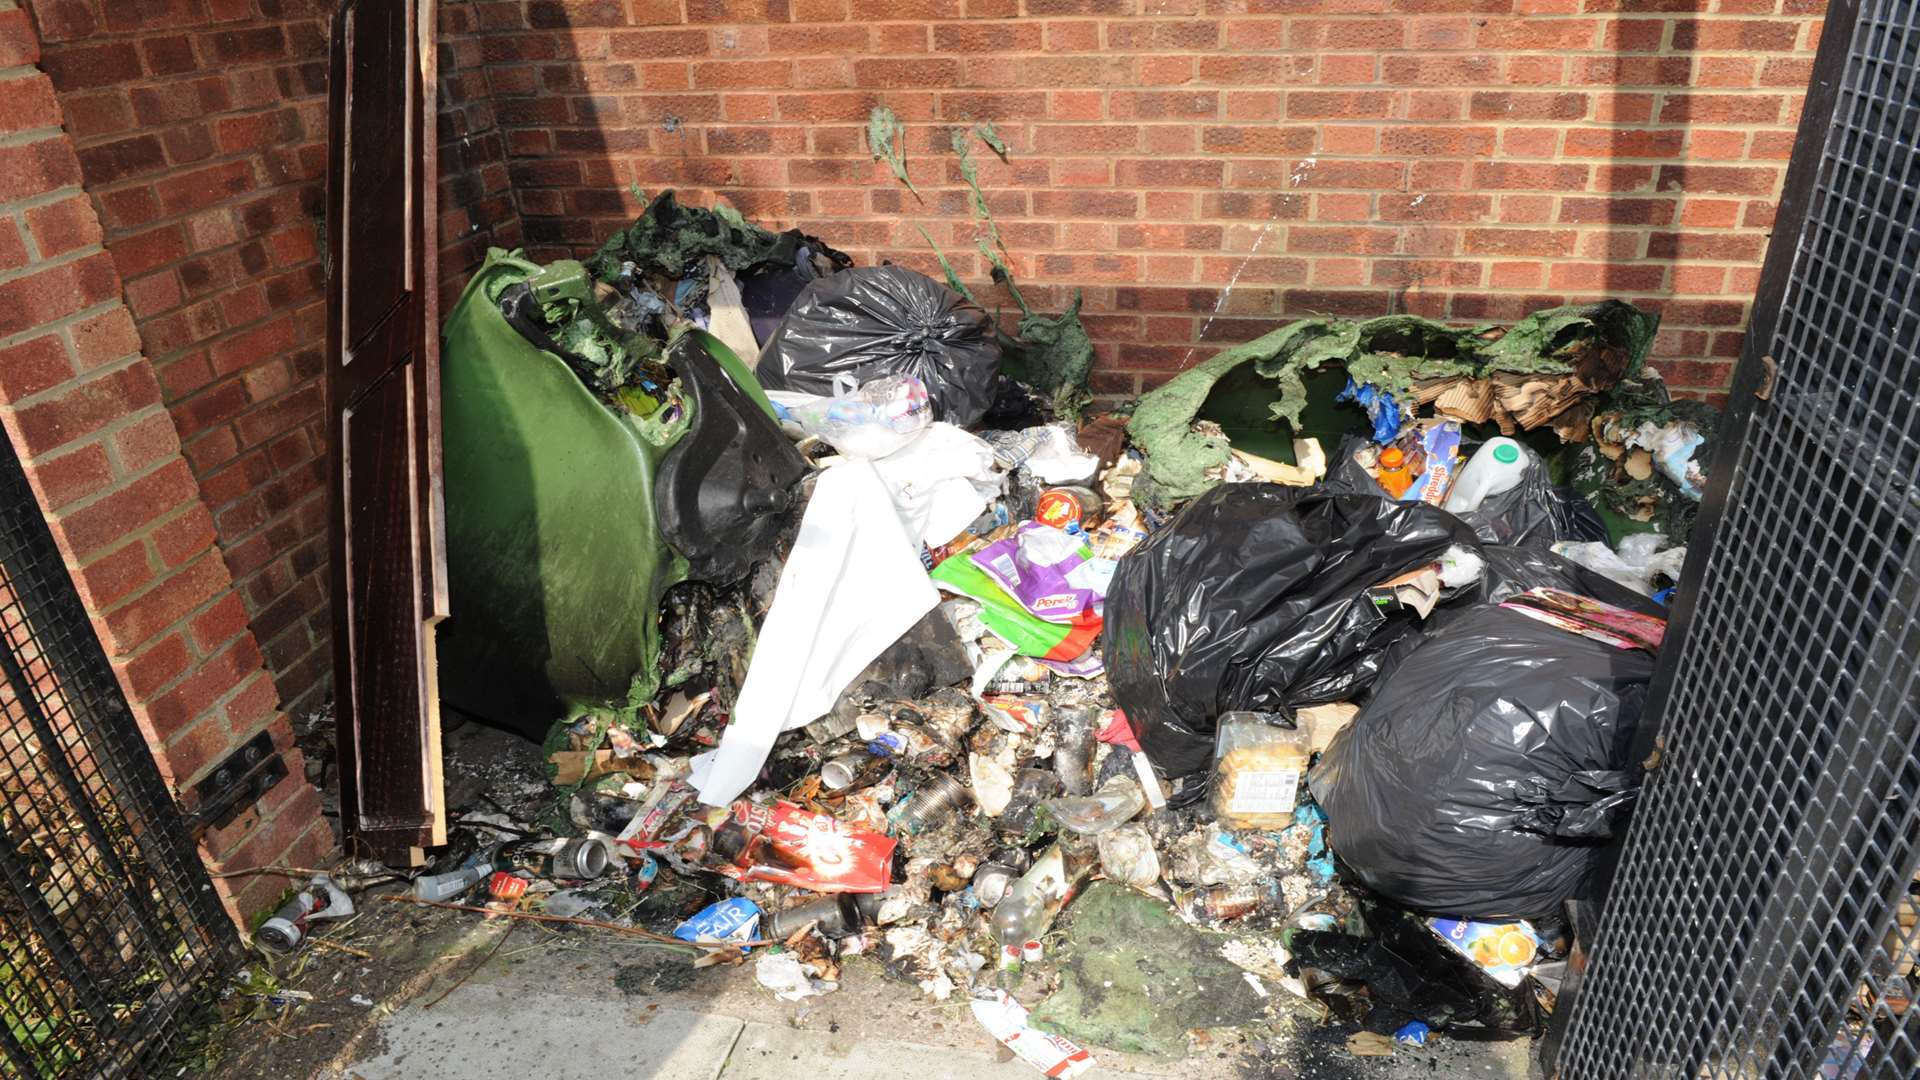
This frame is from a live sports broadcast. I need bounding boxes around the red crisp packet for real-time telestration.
[711,800,896,894]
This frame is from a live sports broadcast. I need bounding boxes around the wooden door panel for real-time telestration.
[339,0,410,353]
[340,358,440,845]
[328,0,444,864]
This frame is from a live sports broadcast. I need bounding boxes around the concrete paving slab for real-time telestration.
[343,986,744,1080]
[718,1018,1175,1080]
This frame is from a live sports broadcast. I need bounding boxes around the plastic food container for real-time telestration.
[1210,712,1311,830]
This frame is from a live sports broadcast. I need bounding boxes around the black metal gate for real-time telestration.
[1558,0,1920,1075]
[0,440,242,1077]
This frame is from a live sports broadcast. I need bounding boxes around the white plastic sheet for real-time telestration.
[869,422,1000,547]
[692,460,939,806]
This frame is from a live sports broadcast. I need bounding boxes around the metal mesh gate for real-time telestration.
[0,439,242,1077]
[1557,0,1920,1074]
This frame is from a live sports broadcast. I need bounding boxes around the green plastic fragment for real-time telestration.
[1029,883,1269,1057]
[1130,301,1663,506]
[975,121,1008,157]
[1128,320,1338,503]
[1002,292,1094,421]
[586,189,837,282]
[913,224,977,305]
[437,248,694,735]
[868,106,917,197]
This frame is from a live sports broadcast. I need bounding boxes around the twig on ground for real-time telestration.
[424,920,516,1009]
[377,894,766,954]
[309,938,373,960]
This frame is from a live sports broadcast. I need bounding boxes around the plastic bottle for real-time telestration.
[1189,881,1280,923]
[1443,437,1528,513]
[1051,705,1099,796]
[991,841,1091,948]
[1376,446,1414,497]
[411,857,496,902]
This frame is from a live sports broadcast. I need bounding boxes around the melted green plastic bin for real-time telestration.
[436,249,784,737]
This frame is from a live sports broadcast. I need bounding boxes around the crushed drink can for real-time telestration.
[255,874,354,955]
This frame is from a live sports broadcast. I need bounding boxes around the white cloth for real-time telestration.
[692,460,938,805]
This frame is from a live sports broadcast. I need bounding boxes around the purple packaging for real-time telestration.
[969,523,1114,624]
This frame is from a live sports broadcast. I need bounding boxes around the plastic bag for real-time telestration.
[1325,434,1606,548]
[1451,439,1561,546]
[1104,485,1473,782]
[1552,535,1687,596]
[930,548,1103,661]
[757,266,1000,427]
[1211,713,1310,830]
[1038,775,1146,835]
[1286,896,1543,1033]
[1309,604,1656,919]
[785,373,932,459]
[1095,823,1161,889]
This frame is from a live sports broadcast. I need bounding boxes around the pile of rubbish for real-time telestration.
[303,177,1729,1071]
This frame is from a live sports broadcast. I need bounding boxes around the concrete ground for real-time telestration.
[319,912,1537,1080]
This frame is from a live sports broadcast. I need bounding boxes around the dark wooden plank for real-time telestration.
[327,0,445,864]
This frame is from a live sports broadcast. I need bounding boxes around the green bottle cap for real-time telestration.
[1492,443,1520,464]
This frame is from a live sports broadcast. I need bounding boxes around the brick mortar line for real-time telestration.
[0,183,95,220]
[40,447,203,551]
[0,123,69,150]
[72,144,323,204]
[63,97,331,152]
[197,368,326,456]
[110,611,244,707]
[207,482,326,551]
[0,301,138,378]
[86,512,223,608]
[0,239,109,289]
[123,284,325,368]
[159,666,277,772]
[9,404,179,492]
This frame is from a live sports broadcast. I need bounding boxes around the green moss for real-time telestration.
[1029,882,1269,1057]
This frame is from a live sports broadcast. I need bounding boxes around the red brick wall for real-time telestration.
[26,0,334,716]
[0,0,331,926]
[452,0,1822,405]
[440,0,527,311]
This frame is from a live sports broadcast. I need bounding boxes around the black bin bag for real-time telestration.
[1323,434,1605,549]
[1309,604,1656,920]
[756,266,1000,427]
[1104,485,1474,784]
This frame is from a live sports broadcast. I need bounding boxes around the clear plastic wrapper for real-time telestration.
[1038,775,1146,835]
[1095,824,1162,890]
[786,373,932,459]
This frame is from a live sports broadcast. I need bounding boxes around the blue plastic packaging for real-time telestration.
[673,897,761,948]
